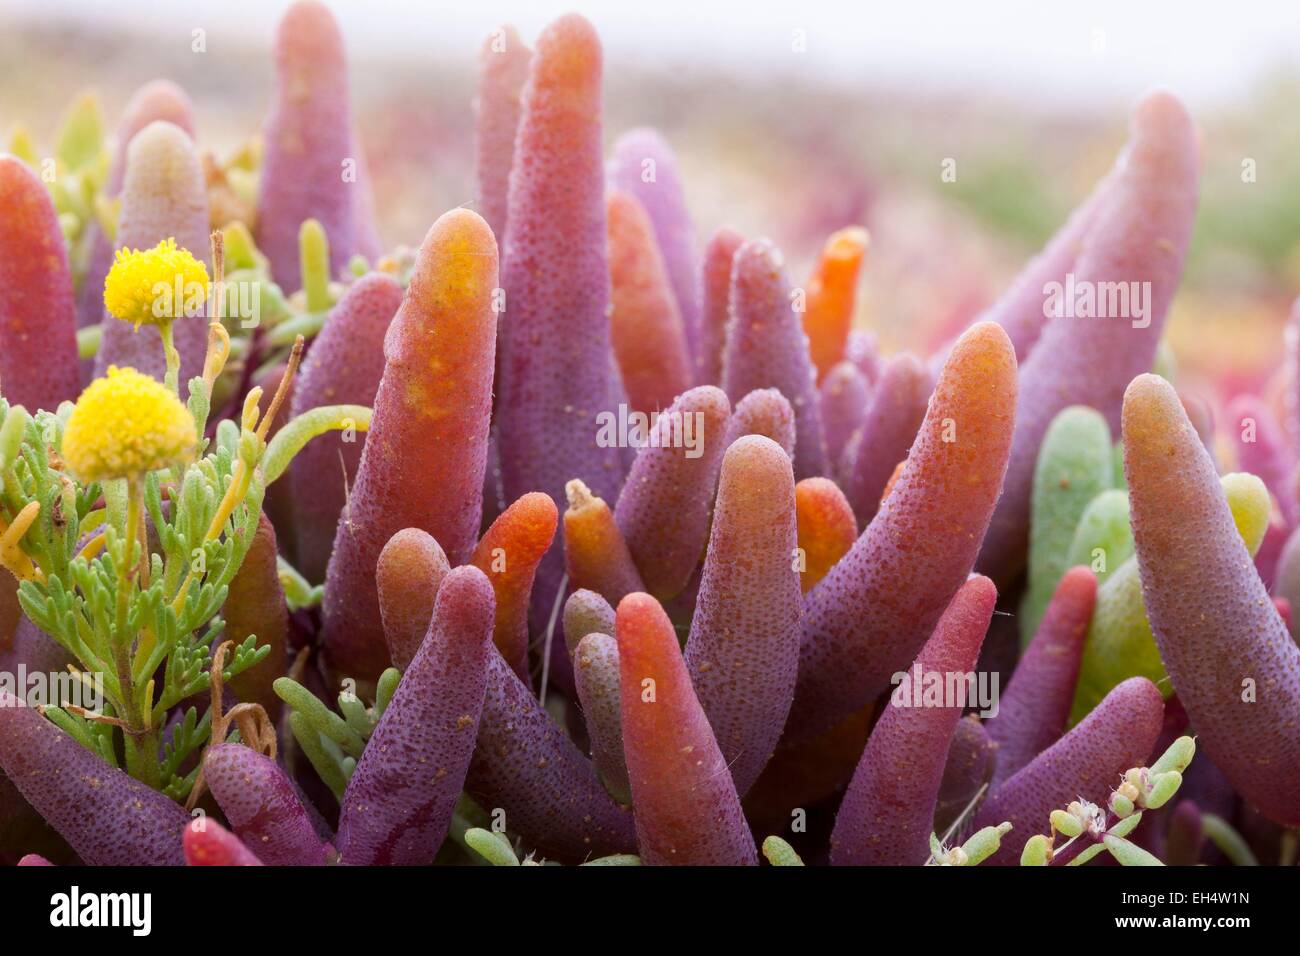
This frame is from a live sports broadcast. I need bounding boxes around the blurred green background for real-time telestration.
[4,0,1300,395]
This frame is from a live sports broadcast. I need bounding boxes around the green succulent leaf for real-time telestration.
[465,828,520,867]
[762,835,805,866]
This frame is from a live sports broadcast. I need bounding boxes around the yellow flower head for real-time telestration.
[62,366,197,483]
[103,238,210,330]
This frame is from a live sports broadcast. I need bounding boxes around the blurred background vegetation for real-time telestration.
[4,3,1300,401]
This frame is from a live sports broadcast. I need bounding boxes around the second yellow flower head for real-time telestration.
[62,366,198,483]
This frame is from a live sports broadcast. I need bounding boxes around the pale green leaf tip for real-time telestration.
[465,828,520,866]
[1103,834,1164,866]
[1150,735,1196,775]
[959,822,1011,866]
[762,835,805,866]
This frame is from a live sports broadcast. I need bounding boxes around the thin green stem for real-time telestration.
[113,475,159,788]
[261,404,372,484]
[159,321,180,395]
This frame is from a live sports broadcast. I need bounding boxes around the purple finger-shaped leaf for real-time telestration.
[203,744,333,866]
[1255,515,1288,595]
[337,566,494,865]
[684,435,801,796]
[1286,297,1300,454]
[1274,524,1300,642]
[934,715,998,835]
[978,90,1199,586]
[573,632,630,804]
[474,24,531,244]
[77,79,196,331]
[95,121,210,385]
[106,81,196,196]
[1124,373,1300,826]
[349,144,384,262]
[376,528,449,672]
[223,513,289,719]
[257,0,371,289]
[0,156,80,411]
[985,565,1095,786]
[790,321,1017,741]
[840,352,930,527]
[469,492,558,682]
[721,387,795,458]
[608,128,701,356]
[496,14,626,614]
[1226,393,1295,525]
[1164,799,1205,866]
[1,768,73,866]
[819,360,871,473]
[564,478,646,604]
[723,239,827,479]
[465,649,634,862]
[321,208,497,685]
[606,189,694,415]
[972,676,1165,864]
[290,273,401,582]
[617,593,757,865]
[613,385,730,601]
[697,226,744,386]
[829,575,996,865]
[563,588,616,662]
[1179,387,1217,460]
[942,170,1114,368]
[0,619,72,680]
[0,692,188,865]
[0,577,18,654]
[845,329,880,386]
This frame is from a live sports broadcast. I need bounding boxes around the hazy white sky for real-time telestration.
[8,0,1300,107]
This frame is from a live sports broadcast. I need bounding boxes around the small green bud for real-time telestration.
[222,221,265,272]
[257,281,291,326]
[237,428,260,467]
[0,404,31,469]
[1021,833,1051,866]
[1051,809,1083,837]
[76,326,102,360]
[375,667,402,718]
[960,822,1012,865]
[1109,791,1135,818]
[299,218,333,313]
[1143,770,1183,810]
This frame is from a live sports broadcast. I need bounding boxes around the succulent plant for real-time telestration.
[0,2,1296,873]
